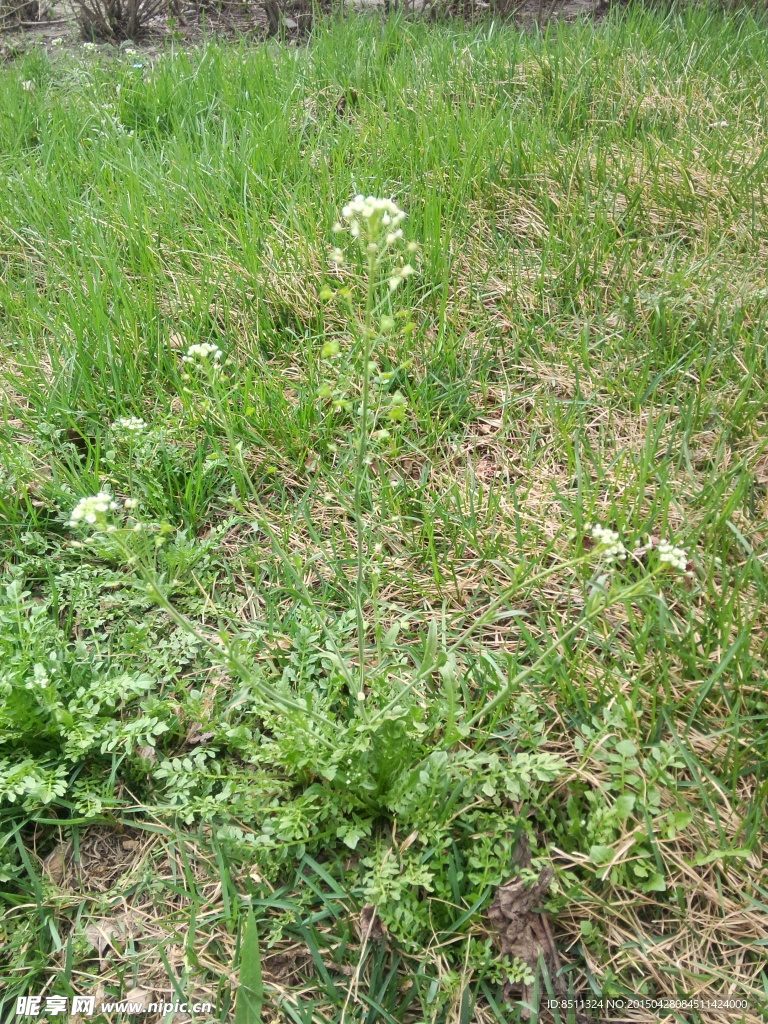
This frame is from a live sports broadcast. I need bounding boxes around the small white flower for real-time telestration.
[124,498,139,509]
[69,492,119,528]
[330,247,344,265]
[657,539,688,572]
[113,415,146,433]
[588,522,627,562]
[339,195,406,242]
[183,342,222,364]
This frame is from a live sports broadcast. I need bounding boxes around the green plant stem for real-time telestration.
[368,572,655,729]
[352,248,377,706]
[464,574,658,729]
[447,552,608,652]
[200,366,361,700]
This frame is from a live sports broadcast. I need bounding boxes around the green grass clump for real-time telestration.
[1,5,768,1022]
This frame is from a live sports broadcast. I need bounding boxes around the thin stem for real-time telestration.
[464,574,657,729]
[202,365,360,698]
[353,248,377,706]
[447,552,603,652]
[368,571,656,729]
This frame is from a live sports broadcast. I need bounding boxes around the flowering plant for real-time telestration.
[317,195,421,702]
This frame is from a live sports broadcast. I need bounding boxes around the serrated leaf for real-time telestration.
[234,908,262,1024]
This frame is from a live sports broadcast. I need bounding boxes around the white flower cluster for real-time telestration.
[183,343,222,364]
[658,539,688,572]
[588,523,627,561]
[113,416,146,433]
[330,196,419,279]
[69,492,118,527]
[339,195,406,241]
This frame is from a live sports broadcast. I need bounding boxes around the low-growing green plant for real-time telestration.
[27,202,697,976]
[2,11,767,1016]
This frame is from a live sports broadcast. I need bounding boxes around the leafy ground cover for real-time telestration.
[1,5,768,1022]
